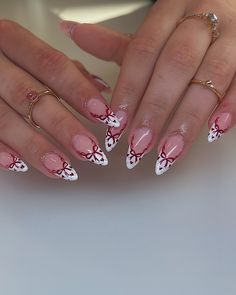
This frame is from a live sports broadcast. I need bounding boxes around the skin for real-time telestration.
[0,20,115,180]
[62,0,236,173]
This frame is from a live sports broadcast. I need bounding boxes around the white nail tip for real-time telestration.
[155,162,170,176]
[81,145,108,166]
[105,128,122,152]
[8,157,29,173]
[126,146,143,169]
[155,153,175,176]
[54,163,79,182]
[208,122,224,143]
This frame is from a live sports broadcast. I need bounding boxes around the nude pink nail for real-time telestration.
[59,21,79,38]
[0,152,28,172]
[87,98,120,128]
[42,152,78,181]
[105,110,128,152]
[73,134,108,166]
[208,112,232,142]
[155,134,184,175]
[126,127,153,169]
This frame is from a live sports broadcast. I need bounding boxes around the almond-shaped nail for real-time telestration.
[208,112,232,143]
[155,134,184,175]
[0,152,28,172]
[42,152,78,181]
[73,134,108,166]
[91,74,112,93]
[126,127,153,169]
[59,20,79,38]
[87,98,120,128]
[105,110,128,152]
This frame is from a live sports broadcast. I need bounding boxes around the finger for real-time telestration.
[208,73,236,143]
[60,21,130,65]
[0,20,119,128]
[72,60,112,93]
[155,32,236,175]
[0,53,109,167]
[0,141,28,173]
[103,0,185,152]
[0,98,78,181]
[125,8,212,168]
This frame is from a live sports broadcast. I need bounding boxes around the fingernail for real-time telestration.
[91,74,111,93]
[126,127,153,169]
[155,134,184,175]
[87,98,120,128]
[0,152,28,172]
[59,21,79,38]
[208,112,232,143]
[105,110,128,152]
[72,134,108,166]
[42,152,78,181]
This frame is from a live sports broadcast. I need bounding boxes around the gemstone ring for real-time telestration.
[177,12,220,43]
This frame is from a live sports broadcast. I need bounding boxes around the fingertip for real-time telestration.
[59,20,80,38]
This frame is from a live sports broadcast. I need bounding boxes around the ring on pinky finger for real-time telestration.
[0,142,28,173]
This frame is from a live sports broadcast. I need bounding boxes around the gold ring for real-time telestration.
[177,12,220,43]
[27,88,61,129]
[190,79,224,104]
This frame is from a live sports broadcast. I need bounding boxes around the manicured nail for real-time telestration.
[105,110,128,152]
[126,127,153,169]
[0,152,28,172]
[155,134,184,175]
[59,21,79,38]
[73,134,108,166]
[87,98,120,128]
[91,74,111,93]
[42,152,78,181]
[208,112,232,143]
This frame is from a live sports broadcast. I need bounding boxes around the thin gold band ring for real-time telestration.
[190,79,224,104]
[27,88,61,129]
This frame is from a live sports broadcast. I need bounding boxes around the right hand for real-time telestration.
[0,20,119,181]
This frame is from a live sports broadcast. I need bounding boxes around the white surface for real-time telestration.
[0,1,236,295]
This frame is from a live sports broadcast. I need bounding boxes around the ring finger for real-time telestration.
[0,53,109,167]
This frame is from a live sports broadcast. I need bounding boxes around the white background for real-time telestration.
[0,1,236,294]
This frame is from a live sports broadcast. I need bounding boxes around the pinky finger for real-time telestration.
[208,74,236,143]
[0,142,28,173]
[72,60,112,93]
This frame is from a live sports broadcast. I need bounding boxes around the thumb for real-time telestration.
[59,21,130,66]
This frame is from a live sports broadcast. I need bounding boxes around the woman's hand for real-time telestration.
[0,20,120,181]
[62,0,236,175]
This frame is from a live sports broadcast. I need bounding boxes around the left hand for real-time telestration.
[61,0,236,175]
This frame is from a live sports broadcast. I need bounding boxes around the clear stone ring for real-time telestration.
[177,12,220,43]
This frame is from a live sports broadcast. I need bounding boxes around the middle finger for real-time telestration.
[126,11,212,168]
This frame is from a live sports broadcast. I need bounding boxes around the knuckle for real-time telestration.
[183,107,203,124]
[37,47,68,73]
[23,133,45,156]
[129,36,157,57]
[145,99,170,117]
[118,82,137,98]
[0,102,11,130]
[205,58,231,81]
[49,113,70,135]
[167,42,197,70]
